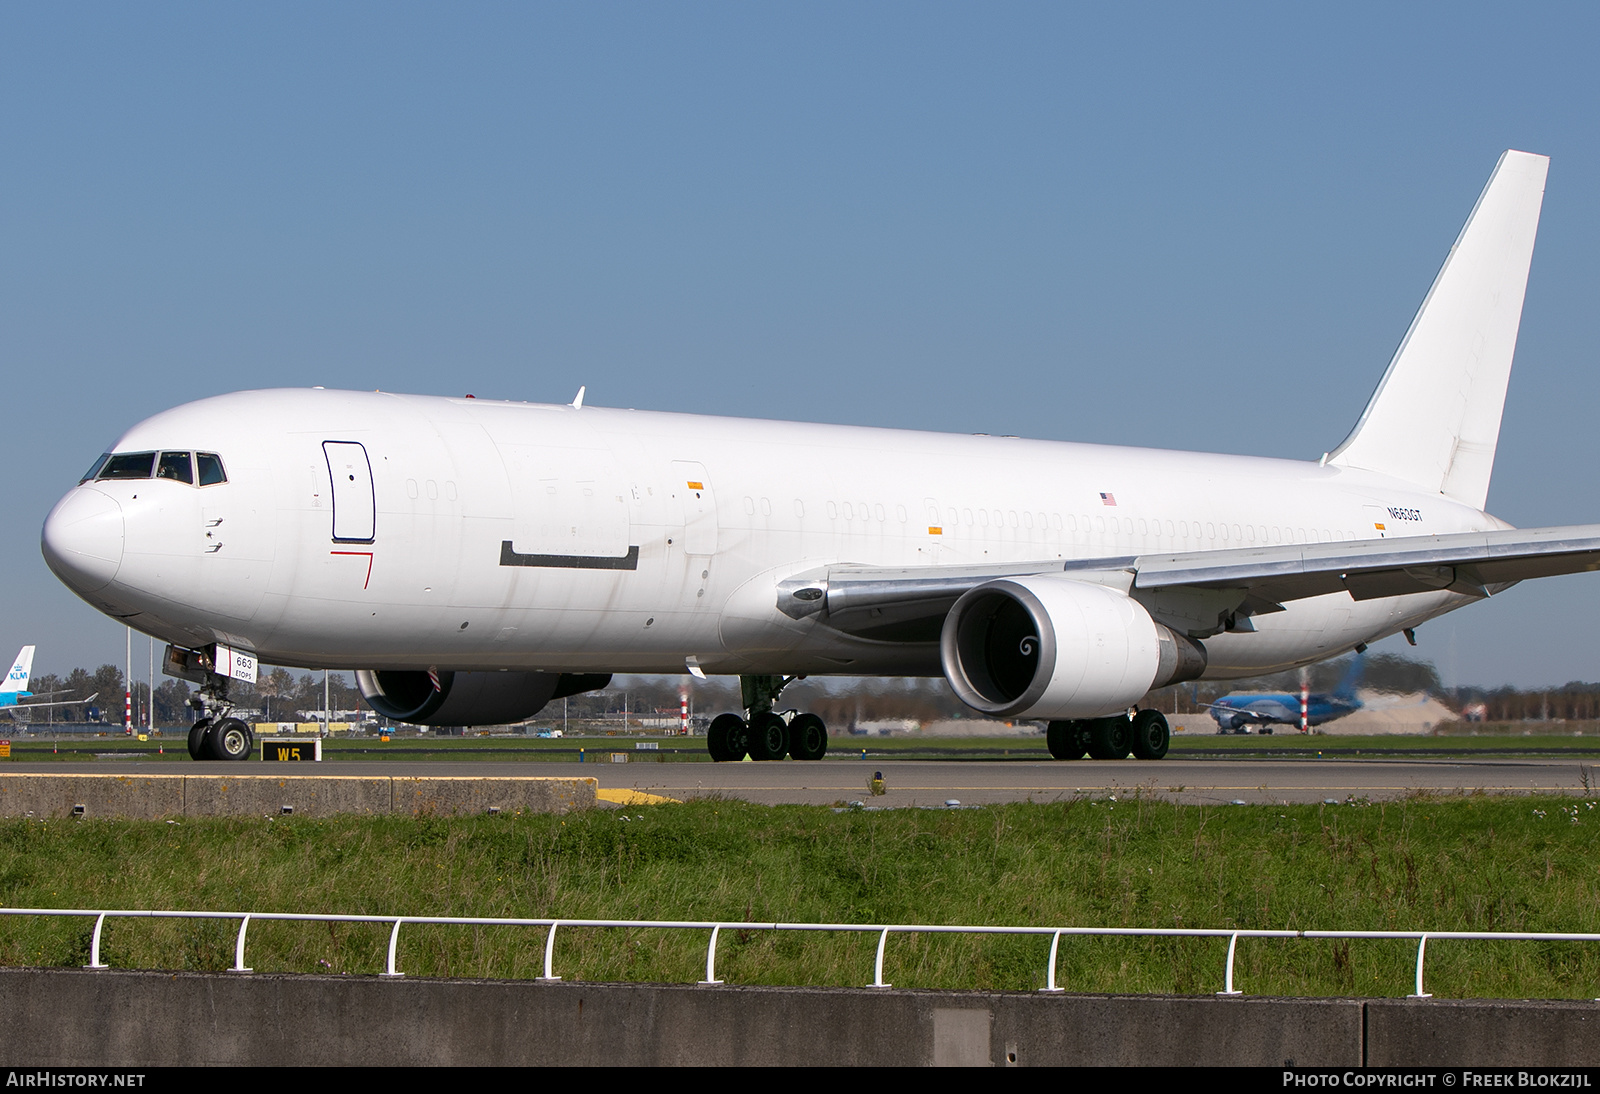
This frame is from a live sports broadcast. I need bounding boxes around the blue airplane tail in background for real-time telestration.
[1331,653,1366,702]
[0,646,34,707]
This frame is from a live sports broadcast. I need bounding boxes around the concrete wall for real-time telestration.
[1,968,1596,1066]
[0,774,595,818]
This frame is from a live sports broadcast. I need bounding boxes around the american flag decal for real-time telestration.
[1100,492,1117,506]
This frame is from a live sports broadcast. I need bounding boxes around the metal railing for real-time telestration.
[3,906,1597,998]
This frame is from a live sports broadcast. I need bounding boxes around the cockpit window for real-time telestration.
[80,454,109,483]
[157,451,194,484]
[196,453,227,486]
[97,452,157,480]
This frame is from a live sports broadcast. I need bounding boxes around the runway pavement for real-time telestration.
[19,755,1597,807]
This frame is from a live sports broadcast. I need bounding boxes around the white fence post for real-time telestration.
[699,924,724,985]
[231,915,252,974]
[381,918,405,978]
[1218,931,1242,996]
[870,927,892,988]
[1041,929,1065,993]
[83,913,108,970]
[538,922,562,982]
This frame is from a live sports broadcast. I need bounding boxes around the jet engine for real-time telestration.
[355,670,612,726]
[940,575,1206,720]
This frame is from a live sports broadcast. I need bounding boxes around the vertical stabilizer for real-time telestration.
[1332,652,1364,701]
[2,647,34,696]
[1327,151,1548,510]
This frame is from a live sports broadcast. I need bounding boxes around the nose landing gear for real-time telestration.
[705,675,829,762]
[185,675,254,762]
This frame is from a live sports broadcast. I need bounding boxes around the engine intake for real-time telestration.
[356,670,612,726]
[940,575,1206,720]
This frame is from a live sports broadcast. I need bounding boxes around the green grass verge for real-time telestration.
[12,731,1600,763]
[1,796,1598,998]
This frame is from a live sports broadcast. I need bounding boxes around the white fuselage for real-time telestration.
[44,388,1496,680]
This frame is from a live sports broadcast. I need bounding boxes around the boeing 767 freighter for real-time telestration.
[41,150,1600,763]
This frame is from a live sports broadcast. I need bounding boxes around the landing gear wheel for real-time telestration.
[1130,710,1170,760]
[788,713,828,761]
[707,713,748,762]
[1086,716,1134,760]
[747,711,789,761]
[1046,720,1089,760]
[204,717,254,761]
[187,719,213,761]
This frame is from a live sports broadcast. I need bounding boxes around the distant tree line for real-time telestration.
[13,651,1600,729]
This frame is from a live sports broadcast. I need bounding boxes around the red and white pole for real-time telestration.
[1300,680,1309,733]
[124,625,133,735]
[680,694,689,736]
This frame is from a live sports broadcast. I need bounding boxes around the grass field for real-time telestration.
[1,795,1598,999]
[11,729,1600,762]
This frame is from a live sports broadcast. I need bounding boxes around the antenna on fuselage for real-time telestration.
[571,386,586,409]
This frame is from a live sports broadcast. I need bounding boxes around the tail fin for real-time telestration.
[1332,652,1364,701]
[1326,150,1548,510]
[2,647,34,695]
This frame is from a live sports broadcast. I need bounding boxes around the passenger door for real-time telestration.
[323,441,376,543]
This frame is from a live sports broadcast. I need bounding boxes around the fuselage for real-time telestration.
[42,388,1499,680]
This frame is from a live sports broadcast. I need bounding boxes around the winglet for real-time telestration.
[1327,151,1549,510]
[571,386,586,410]
[2,646,35,696]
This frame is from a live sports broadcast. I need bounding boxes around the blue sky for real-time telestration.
[4,3,1599,688]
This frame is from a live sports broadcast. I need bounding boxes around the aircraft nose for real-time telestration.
[41,487,125,594]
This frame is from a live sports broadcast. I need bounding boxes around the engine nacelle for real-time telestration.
[940,575,1207,720]
[355,670,612,727]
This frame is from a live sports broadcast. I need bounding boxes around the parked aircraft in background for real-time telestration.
[0,647,32,707]
[41,150,1600,765]
[0,646,97,716]
[1206,657,1364,734]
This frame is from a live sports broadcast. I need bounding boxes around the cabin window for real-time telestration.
[98,452,156,480]
[875,503,886,522]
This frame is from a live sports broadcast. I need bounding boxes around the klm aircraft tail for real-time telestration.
[1326,151,1548,511]
[1,646,34,698]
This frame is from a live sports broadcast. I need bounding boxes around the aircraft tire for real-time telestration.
[205,717,254,761]
[1046,720,1089,760]
[747,711,789,761]
[187,719,213,761]
[1085,716,1134,760]
[789,713,827,760]
[707,713,748,762]
[1130,710,1170,760]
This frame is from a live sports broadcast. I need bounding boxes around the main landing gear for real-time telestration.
[706,674,829,762]
[1046,710,1170,760]
[185,674,254,762]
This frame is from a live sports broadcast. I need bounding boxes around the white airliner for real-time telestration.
[40,150,1599,764]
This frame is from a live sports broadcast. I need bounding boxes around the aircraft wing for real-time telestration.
[2,691,98,714]
[777,524,1600,640]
